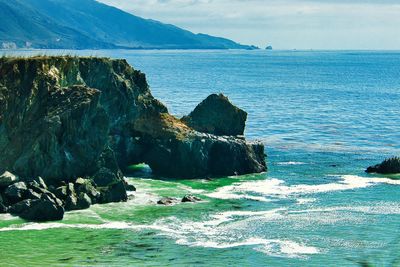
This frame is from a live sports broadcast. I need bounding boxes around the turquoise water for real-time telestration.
[1,50,400,266]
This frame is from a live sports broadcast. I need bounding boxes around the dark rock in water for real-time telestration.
[0,171,19,188]
[5,182,28,203]
[181,94,247,136]
[181,195,202,203]
[366,157,400,174]
[20,197,64,222]
[99,181,128,203]
[123,178,136,191]
[157,197,179,205]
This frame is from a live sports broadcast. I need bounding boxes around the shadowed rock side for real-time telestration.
[0,56,266,221]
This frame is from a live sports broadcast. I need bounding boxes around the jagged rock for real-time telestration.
[99,181,128,203]
[4,182,28,203]
[366,157,400,174]
[181,195,202,203]
[157,197,179,205]
[181,94,247,136]
[0,171,19,188]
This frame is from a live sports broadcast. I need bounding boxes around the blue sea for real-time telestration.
[1,50,400,266]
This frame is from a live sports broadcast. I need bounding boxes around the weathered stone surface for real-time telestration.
[366,157,400,174]
[0,171,19,188]
[76,193,92,210]
[181,94,247,136]
[182,195,202,203]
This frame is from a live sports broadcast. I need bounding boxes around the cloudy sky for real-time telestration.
[98,0,400,50]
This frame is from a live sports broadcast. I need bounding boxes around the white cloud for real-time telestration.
[97,0,400,49]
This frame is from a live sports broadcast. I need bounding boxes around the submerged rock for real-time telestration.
[181,93,247,136]
[366,157,400,174]
[181,195,202,203]
[157,197,179,205]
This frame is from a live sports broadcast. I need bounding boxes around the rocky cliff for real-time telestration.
[0,56,266,221]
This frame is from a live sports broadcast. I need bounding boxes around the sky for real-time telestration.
[97,0,400,50]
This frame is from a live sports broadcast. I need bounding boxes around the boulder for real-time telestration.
[99,181,128,203]
[366,157,400,174]
[26,177,48,190]
[0,171,18,188]
[157,197,179,205]
[19,198,64,222]
[4,182,28,203]
[181,94,247,136]
[182,195,202,203]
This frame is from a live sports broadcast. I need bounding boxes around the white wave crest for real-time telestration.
[207,175,400,201]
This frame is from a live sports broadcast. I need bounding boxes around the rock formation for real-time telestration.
[0,56,266,221]
[366,157,400,174]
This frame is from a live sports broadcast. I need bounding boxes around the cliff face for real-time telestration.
[0,56,266,182]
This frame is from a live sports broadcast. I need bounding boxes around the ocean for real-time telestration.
[1,50,400,266]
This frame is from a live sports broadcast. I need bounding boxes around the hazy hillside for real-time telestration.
[0,0,255,49]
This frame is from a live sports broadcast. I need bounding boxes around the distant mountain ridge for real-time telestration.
[0,0,256,50]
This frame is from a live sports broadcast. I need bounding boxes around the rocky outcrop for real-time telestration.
[181,94,247,136]
[0,56,266,220]
[366,157,400,174]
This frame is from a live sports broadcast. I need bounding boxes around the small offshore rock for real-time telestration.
[123,178,136,191]
[0,171,19,188]
[5,182,28,202]
[157,197,179,205]
[181,195,202,203]
[366,157,400,174]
